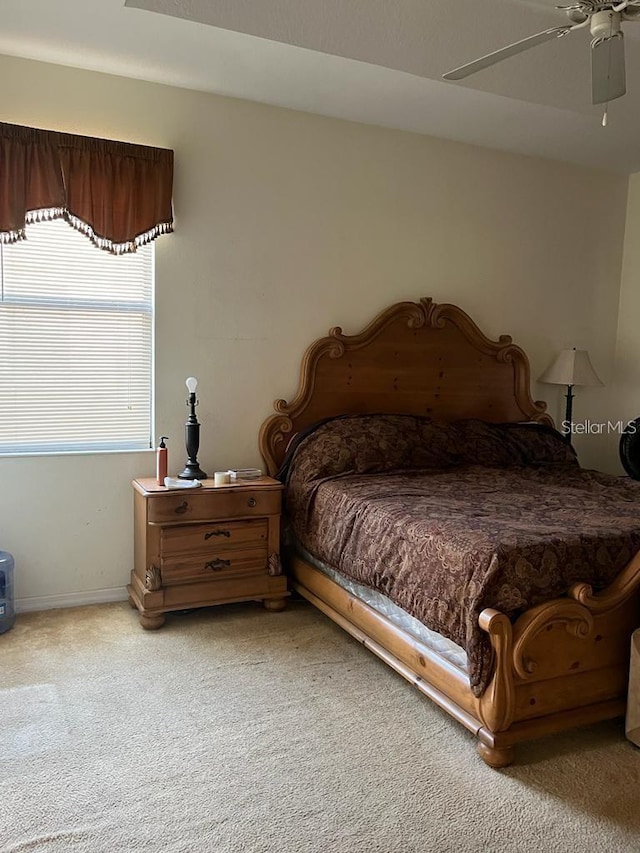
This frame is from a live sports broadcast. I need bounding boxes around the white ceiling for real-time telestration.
[2,0,640,172]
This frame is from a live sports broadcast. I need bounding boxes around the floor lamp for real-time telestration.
[539,347,603,442]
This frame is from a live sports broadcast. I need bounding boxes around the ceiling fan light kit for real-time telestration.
[443,1,640,118]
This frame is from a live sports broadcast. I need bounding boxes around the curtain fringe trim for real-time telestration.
[0,208,173,254]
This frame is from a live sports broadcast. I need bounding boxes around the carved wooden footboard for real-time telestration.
[259,298,640,765]
[476,550,640,765]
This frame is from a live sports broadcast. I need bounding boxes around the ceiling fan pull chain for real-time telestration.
[602,105,609,127]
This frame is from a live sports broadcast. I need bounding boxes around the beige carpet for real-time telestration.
[1,601,639,853]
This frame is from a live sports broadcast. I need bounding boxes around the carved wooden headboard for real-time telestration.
[259,298,551,475]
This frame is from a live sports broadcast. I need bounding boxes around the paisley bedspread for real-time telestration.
[282,415,640,695]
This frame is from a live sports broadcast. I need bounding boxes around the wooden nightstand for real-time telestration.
[128,477,288,629]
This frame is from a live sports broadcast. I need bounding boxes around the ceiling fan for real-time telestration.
[443,1,640,111]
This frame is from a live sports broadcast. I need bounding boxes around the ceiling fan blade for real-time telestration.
[591,34,626,104]
[443,26,574,81]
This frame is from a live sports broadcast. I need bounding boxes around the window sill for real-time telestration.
[0,448,155,460]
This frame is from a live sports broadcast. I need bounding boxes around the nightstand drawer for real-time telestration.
[161,547,268,586]
[161,519,268,557]
[147,489,281,524]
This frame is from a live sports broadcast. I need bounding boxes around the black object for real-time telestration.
[619,417,640,479]
[563,385,574,443]
[178,391,208,480]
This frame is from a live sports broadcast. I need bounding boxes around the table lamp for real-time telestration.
[178,376,208,480]
[539,348,603,441]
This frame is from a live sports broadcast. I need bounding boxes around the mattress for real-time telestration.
[295,542,468,672]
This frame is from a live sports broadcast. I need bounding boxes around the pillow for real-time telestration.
[286,414,429,482]
[498,421,577,466]
[441,419,576,468]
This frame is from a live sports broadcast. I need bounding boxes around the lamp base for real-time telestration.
[564,385,574,446]
[178,462,208,480]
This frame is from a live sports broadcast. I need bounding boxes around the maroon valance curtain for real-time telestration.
[0,122,174,254]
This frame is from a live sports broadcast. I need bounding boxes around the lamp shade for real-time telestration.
[539,348,603,387]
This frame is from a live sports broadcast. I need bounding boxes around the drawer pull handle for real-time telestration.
[205,558,231,571]
[174,501,189,515]
[247,497,257,508]
[204,529,231,540]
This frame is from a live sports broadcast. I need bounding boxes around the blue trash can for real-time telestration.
[0,551,15,634]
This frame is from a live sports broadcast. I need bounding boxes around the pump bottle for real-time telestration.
[156,436,169,485]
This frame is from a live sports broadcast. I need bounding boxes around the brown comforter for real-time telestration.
[283,415,640,696]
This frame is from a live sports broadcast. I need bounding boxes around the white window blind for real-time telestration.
[0,219,154,454]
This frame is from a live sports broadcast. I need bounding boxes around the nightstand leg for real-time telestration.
[477,742,515,768]
[139,612,166,630]
[264,598,287,612]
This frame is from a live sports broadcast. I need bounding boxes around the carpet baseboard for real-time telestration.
[16,587,129,613]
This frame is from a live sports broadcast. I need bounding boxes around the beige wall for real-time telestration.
[606,172,640,474]
[0,53,629,606]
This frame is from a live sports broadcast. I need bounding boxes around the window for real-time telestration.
[0,219,154,454]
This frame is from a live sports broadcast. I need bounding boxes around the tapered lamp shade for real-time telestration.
[539,348,603,387]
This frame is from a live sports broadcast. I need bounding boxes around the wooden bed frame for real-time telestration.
[259,298,640,767]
